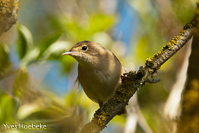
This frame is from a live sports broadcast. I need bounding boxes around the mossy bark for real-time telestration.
[0,0,19,35]
[177,4,199,132]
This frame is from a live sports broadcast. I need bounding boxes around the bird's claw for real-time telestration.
[146,78,161,83]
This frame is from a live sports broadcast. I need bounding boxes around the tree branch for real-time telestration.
[81,16,195,133]
[0,0,19,36]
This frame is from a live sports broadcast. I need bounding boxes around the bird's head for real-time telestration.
[62,41,105,65]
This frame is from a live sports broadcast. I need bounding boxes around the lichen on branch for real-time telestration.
[145,23,194,70]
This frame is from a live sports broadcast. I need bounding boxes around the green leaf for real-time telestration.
[13,68,29,99]
[20,110,63,121]
[0,93,15,125]
[37,31,62,59]
[19,48,40,66]
[16,24,33,60]
[0,44,11,79]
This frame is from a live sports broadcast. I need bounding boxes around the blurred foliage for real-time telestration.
[37,31,62,60]
[0,93,18,125]
[0,43,11,79]
[172,0,195,23]
[58,13,115,41]
[0,0,197,133]
[17,24,28,60]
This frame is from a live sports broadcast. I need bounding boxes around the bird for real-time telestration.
[62,41,126,108]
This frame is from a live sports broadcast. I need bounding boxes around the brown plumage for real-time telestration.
[63,41,126,107]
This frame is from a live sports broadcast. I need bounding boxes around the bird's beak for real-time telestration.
[62,51,74,55]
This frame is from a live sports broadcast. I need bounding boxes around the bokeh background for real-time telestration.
[0,0,197,133]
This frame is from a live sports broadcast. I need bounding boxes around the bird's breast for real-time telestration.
[77,63,122,104]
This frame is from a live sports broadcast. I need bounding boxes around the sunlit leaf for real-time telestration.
[0,93,15,124]
[45,41,71,63]
[46,41,75,74]
[46,41,71,55]
[19,48,40,66]
[37,31,62,59]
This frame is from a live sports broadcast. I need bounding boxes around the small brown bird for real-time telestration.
[62,41,126,108]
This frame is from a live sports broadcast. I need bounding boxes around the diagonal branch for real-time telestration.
[81,19,195,133]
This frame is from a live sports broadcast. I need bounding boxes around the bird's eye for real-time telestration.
[82,45,87,51]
